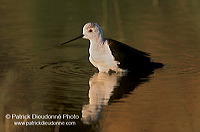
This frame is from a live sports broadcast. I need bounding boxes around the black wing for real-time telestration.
[107,38,162,72]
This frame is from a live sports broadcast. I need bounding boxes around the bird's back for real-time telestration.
[107,39,164,72]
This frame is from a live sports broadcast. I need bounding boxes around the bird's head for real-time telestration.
[61,22,103,45]
[82,23,103,40]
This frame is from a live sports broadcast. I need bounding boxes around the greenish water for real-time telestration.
[0,0,200,132]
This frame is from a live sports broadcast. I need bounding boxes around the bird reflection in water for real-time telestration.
[81,71,153,124]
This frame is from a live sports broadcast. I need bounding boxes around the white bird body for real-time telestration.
[89,39,123,72]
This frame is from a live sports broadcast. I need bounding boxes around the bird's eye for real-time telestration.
[89,29,93,32]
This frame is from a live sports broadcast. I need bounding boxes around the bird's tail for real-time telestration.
[152,62,164,69]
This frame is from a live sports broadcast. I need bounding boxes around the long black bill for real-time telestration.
[61,34,84,45]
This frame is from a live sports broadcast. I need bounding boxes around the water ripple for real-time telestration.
[164,62,200,78]
[40,60,95,78]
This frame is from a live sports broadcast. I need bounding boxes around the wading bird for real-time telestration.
[61,23,164,73]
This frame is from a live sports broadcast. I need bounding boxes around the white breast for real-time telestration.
[89,40,122,73]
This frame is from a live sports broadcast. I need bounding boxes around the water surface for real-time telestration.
[0,0,200,132]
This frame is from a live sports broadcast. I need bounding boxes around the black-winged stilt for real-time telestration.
[61,23,164,73]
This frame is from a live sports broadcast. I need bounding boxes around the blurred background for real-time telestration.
[0,0,200,132]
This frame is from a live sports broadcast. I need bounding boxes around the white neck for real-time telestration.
[89,35,105,49]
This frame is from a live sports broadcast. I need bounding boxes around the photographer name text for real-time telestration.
[5,114,79,120]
